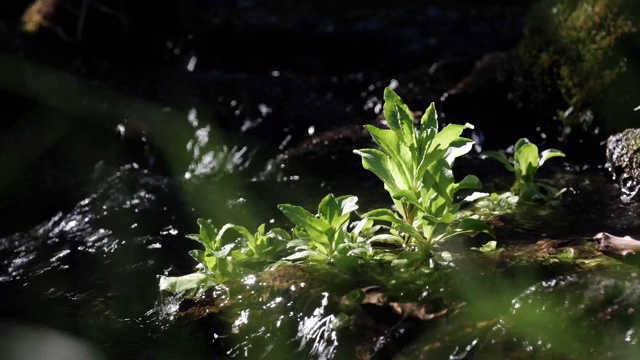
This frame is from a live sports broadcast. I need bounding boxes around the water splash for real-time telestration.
[297,292,338,360]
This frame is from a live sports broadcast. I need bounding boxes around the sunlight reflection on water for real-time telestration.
[297,292,338,360]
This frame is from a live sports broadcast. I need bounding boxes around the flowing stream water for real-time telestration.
[2,2,639,359]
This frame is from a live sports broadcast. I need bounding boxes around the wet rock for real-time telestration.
[479,272,640,359]
[398,271,640,359]
[606,128,640,201]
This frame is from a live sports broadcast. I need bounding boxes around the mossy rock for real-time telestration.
[516,0,640,133]
[606,128,640,200]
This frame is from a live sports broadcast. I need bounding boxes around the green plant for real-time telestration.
[483,138,565,202]
[279,193,370,264]
[354,88,492,253]
[159,218,290,294]
[159,88,495,294]
[471,240,502,254]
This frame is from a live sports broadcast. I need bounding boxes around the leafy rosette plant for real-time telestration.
[279,194,371,264]
[482,138,565,202]
[159,218,290,293]
[354,88,492,252]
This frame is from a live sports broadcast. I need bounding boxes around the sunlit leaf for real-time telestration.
[269,228,291,242]
[442,137,474,165]
[287,239,309,248]
[461,191,490,204]
[419,102,438,132]
[472,240,498,253]
[351,218,373,237]
[354,148,398,194]
[455,175,483,192]
[284,250,318,261]
[197,218,217,244]
[188,249,207,265]
[159,273,216,293]
[368,233,404,244]
[211,243,235,258]
[383,87,415,146]
[337,195,359,215]
[278,204,328,236]
[430,124,471,155]
[364,125,414,190]
[515,143,539,182]
[514,138,530,153]
[539,148,565,167]
[392,190,424,212]
[318,193,342,225]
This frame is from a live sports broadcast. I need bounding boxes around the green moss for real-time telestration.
[516,0,640,132]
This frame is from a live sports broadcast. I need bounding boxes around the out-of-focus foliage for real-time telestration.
[22,0,57,33]
[516,0,640,132]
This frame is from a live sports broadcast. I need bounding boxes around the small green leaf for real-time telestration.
[337,195,359,215]
[472,240,498,253]
[318,193,341,224]
[361,208,401,223]
[423,159,455,210]
[456,218,495,237]
[482,150,515,172]
[362,208,424,240]
[368,234,404,244]
[420,102,438,132]
[515,143,539,182]
[197,218,217,243]
[383,87,415,146]
[351,218,373,237]
[514,138,530,153]
[188,249,207,265]
[211,243,235,258]
[354,148,399,194]
[284,250,321,261]
[278,204,328,236]
[287,239,309,248]
[443,137,474,165]
[364,126,414,190]
[539,149,565,167]
[269,228,291,242]
[230,225,255,242]
[392,190,425,212]
[454,175,483,193]
[461,191,489,203]
[159,273,216,293]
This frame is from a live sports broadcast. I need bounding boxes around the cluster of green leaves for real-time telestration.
[160,88,572,295]
[160,218,290,294]
[278,194,374,264]
[354,88,492,252]
[482,138,565,202]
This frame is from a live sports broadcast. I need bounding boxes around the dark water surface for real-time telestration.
[1,1,639,359]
